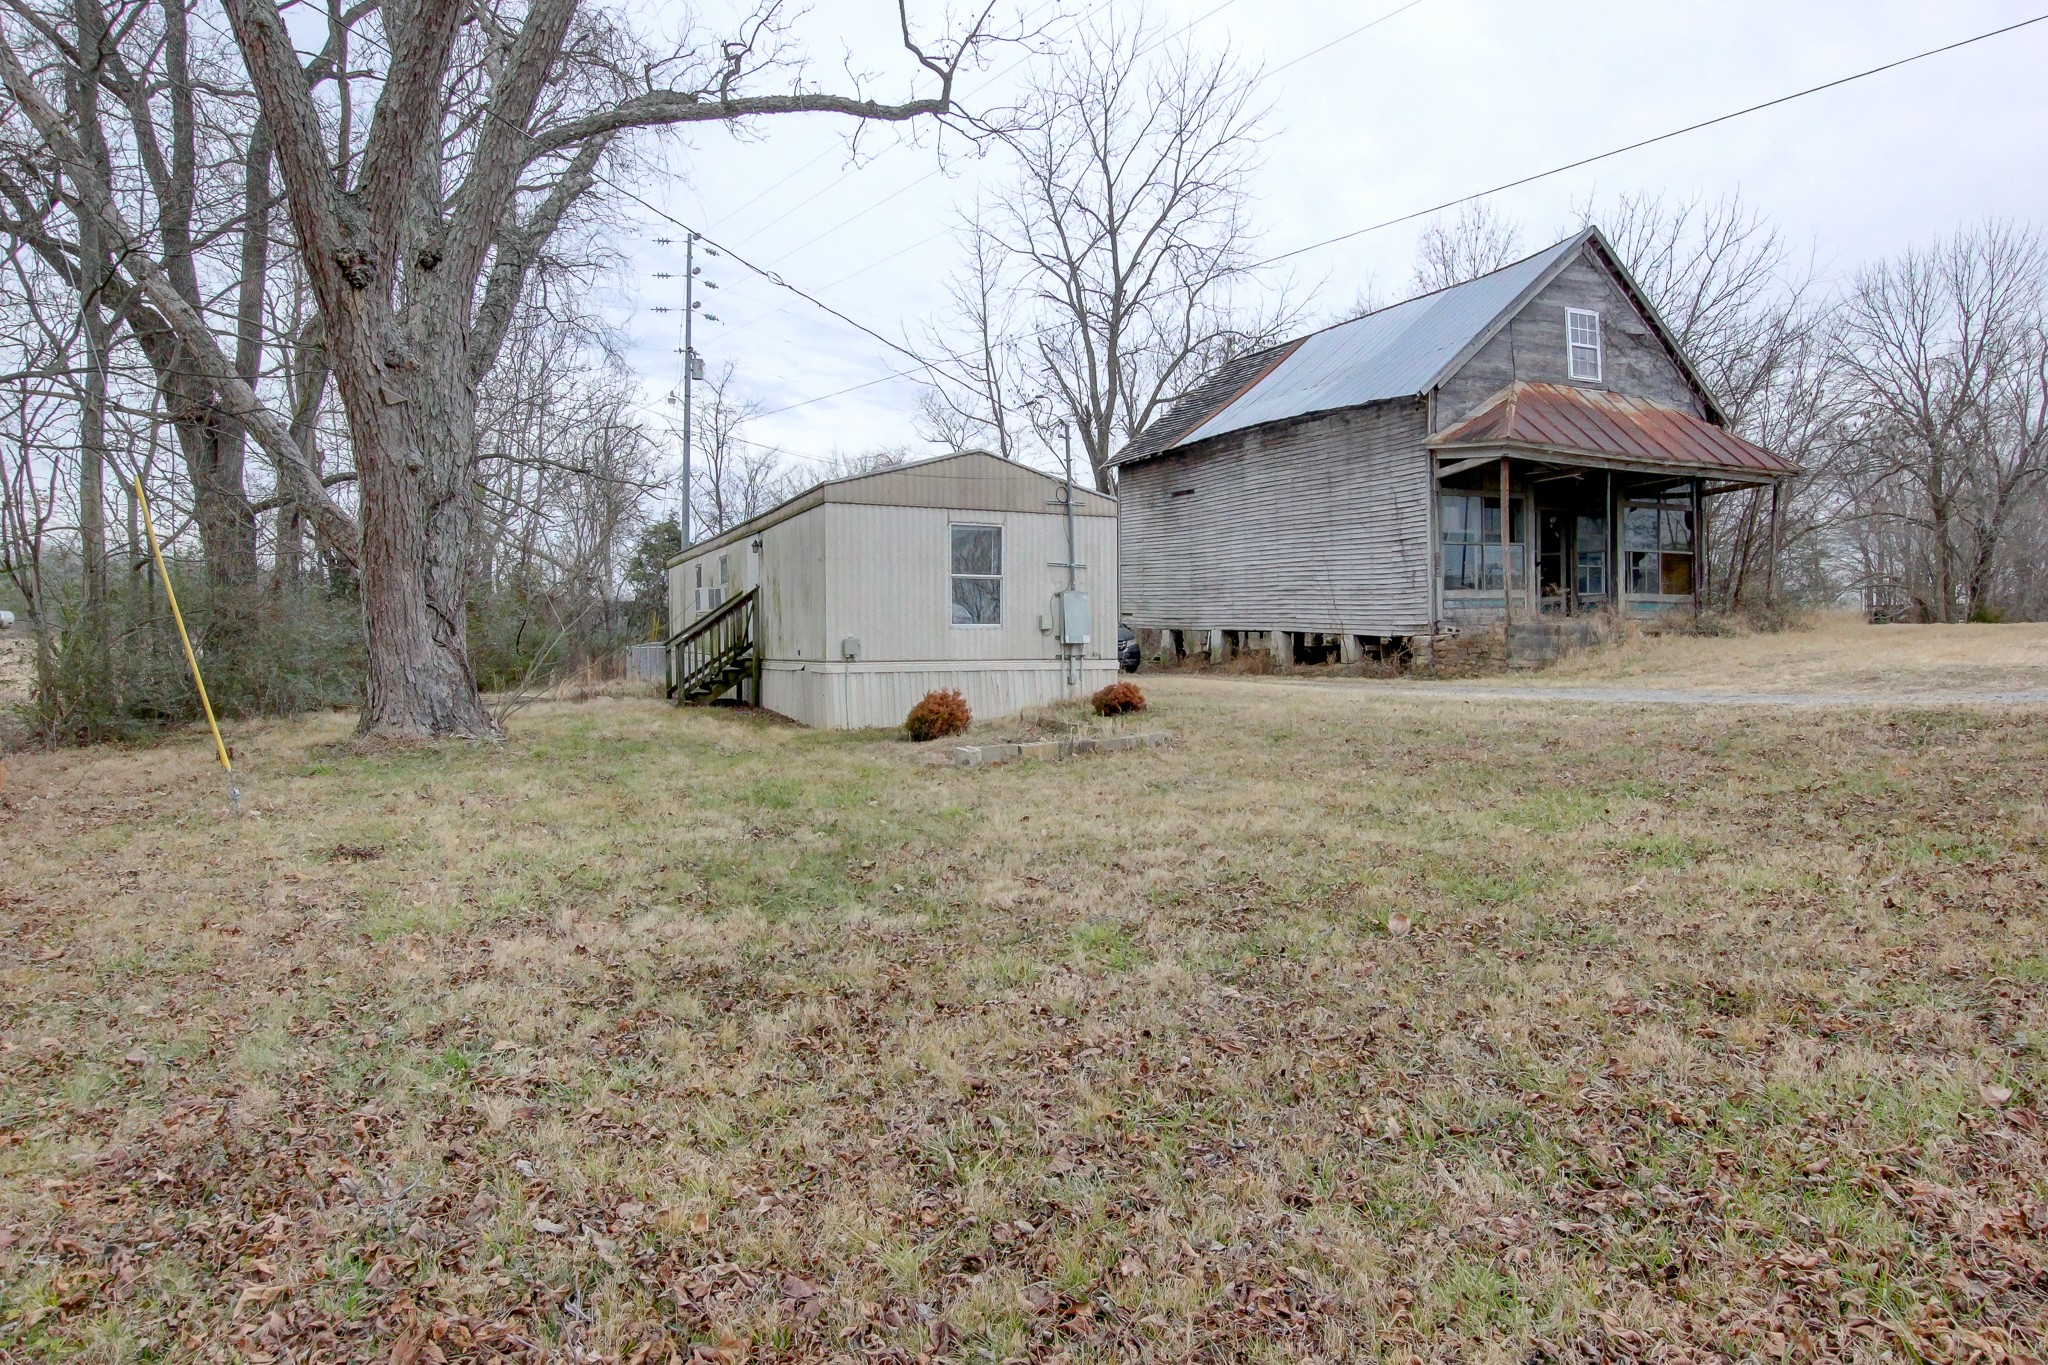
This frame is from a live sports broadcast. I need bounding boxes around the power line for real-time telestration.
[1265,0,1430,77]
[1253,9,2048,269]
[704,8,2048,430]
[738,0,1257,275]
[703,0,1426,343]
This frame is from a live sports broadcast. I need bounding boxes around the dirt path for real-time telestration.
[1348,680,2048,707]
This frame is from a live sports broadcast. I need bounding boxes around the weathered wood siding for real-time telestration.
[1118,399,1432,635]
[1436,249,1706,423]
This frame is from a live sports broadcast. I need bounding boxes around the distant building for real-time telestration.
[1110,227,1798,663]
[665,451,1118,729]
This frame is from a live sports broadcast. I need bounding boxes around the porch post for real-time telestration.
[1607,470,1617,623]
[1500,456,1512,663]
[1692,477,1705,623]
[1766,480,1783,609]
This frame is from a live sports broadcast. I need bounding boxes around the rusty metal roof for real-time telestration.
[1430,383,1797,480]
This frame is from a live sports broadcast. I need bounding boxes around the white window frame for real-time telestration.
[1566,307,1603,382]
[949,523,1003,627]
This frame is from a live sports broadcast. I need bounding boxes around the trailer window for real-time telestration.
[950,524,1002,625]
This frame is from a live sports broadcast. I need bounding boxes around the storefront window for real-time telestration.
[1623,500,1694,596]
[1440,493,1525,592]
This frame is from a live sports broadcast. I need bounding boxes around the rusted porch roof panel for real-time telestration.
[1430,383,1798,480]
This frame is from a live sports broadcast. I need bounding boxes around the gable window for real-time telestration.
[1622,499,1694,596]
[1566,308,1602,381]
[950,523,1002,625]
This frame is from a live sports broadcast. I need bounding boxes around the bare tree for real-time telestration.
[3,0,1010,739]
[688,361,791,537]
[1587,192,1838,611]
[926,6,1295,487]
[916,203,1025,460]
[1833,223,2048,621]
[1411,203,1523,292]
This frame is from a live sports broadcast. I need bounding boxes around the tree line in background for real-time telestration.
[914,6,2048,626]
[4,0,2046,749]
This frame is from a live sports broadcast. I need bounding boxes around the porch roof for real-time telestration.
[1430,383,1798,483]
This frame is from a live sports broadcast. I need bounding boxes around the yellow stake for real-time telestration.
[135,475,239,811]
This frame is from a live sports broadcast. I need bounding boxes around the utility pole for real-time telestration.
[659,233,717,547]
[681,231,696,549]
[1062,423,1078,689]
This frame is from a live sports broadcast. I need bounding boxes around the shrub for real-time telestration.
[904,688,971,741]
[1091,681,1147,716]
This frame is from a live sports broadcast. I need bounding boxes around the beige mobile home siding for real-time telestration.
[667,458,1119,728]
[1118,399,1432,635]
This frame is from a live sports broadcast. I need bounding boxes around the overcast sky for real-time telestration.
[605,0,2048,485]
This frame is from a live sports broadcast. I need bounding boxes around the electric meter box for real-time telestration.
[1055,590,1091,646]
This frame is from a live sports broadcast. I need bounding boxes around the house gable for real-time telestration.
[1435,240,1710,427]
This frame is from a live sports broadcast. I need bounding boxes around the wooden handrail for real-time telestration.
[665,585,758,651]
[668,586,760,702]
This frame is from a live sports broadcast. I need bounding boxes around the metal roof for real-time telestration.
[1430,383,1798,481]
[1109,233,1591,468]
[1112,339,1304,466]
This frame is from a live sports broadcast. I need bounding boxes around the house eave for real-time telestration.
[1428,438,1797,486]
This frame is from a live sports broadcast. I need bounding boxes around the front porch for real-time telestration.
[1428,383,1797,632]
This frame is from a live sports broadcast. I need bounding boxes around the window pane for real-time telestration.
[951,525,1001,575]
[1623,506,1661,551]
[1482,499,1501,540]
[1627,551,1658,595]
[1441,494,1470,540]
[1661,553,1694,596]
[1575,549,1606,598]
[952,575,1000,625]
[1660,508,1693,552]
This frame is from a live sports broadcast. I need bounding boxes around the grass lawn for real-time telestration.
[3,673,2045,1363]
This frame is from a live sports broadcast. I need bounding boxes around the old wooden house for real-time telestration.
[664,451,1119,729]
[1110,227,1797,663]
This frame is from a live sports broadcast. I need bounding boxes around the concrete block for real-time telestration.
[952,746,982,767]
[1071,737,1099,754]
[1017,740,1063,761]
[1207,628,1226,664]
[980,743,1020,763]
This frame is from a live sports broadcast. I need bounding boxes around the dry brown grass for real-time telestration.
[1533,613,2048,696]
[3,675,2046,1363]
[0,633,33,708]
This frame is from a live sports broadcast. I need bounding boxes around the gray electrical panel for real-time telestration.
[1055,590,1090,645]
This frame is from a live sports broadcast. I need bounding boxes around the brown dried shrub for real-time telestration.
[904,689,971,741]
[1091,681,1147,716]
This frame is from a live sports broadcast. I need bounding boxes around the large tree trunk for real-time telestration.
[336,323,494,738]
[70,0,111,716]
